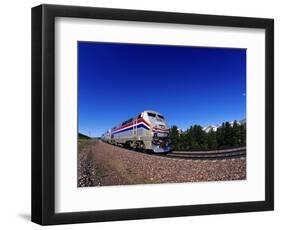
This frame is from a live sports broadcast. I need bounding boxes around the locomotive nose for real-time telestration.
[157,123,170,131]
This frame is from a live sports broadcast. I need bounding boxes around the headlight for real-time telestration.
[157,132,168,137]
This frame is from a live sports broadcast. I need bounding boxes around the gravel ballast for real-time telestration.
[78,140,246,187]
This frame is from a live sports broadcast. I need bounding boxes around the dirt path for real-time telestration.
[78,140,246,187]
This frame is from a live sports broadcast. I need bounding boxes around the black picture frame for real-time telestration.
[31,4,274,225]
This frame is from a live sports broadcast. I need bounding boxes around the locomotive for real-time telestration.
[101,110,171,153]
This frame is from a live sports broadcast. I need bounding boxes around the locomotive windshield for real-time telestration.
[147,112,156,117]
[147,112,165,121]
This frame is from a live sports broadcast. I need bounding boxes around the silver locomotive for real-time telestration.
[101,110,171,153]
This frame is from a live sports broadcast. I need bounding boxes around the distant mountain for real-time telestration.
[203,119,246,133]
[202,125,218,133]
[177,128,184,134]
[78,133,91,139]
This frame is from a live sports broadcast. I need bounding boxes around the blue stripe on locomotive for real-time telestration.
[112,123,150,136]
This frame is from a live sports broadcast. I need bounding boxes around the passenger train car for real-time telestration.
[101,110,171,153]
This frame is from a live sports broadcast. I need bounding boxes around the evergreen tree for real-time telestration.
[169,125,179,150]
[207,129,217,150]
[224,122,232,147]
[240,123,246,146]
[231,120,239,147]
[169,120,246,151]
[216,123,225,147]
[188,125,207,150]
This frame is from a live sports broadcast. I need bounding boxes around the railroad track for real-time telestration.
[166,147,246,160]
[102,141,246,160]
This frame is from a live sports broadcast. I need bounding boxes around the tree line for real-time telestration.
[169,121,246,151]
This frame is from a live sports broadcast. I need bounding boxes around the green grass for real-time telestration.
[78,138,96,153]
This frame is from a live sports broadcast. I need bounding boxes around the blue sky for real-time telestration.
[78,42,246,137]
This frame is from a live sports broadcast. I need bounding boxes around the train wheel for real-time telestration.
[144,149,153,154]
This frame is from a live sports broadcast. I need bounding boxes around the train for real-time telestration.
[101,110,171,153]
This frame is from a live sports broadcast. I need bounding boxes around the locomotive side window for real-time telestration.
[158,114,165,119]
[127,118,133,123]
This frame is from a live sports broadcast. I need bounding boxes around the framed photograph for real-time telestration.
[31,4,274,225]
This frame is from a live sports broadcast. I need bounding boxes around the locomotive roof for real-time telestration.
[102,110,165,134]
[143,110,163,115]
